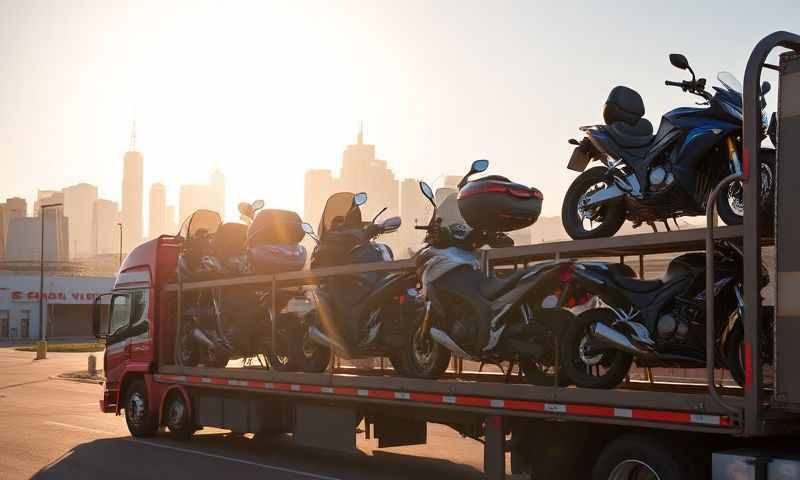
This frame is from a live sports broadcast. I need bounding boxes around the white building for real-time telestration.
[0,275,114,340]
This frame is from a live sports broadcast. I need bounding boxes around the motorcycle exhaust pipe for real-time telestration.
[429,327,475,360]
[308,326,351,359]
[590,323,654,357]
[191,327,217,350]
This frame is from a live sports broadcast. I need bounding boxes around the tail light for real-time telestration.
[559,267,574,283]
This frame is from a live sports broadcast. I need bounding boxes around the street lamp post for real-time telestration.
[117,222,123,266]
[39,202,63,346]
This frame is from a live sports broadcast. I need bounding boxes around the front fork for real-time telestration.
[726,136,743,176]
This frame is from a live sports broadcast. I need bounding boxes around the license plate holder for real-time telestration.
[567,146,592,172]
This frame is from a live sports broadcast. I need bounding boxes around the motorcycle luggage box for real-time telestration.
[457,176,542,232]
[248,209,305,246]
[567,145,591,172]
[249,244,307,274]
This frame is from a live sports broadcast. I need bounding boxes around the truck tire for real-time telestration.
[124,379,158,438]
[164,391,195,441]
[592,433,698,480]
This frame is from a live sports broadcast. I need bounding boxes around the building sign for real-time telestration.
[10,290,102,304]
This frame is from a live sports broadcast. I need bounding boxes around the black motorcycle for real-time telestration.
[177,203,308,368]
[562,242,773,388]
[291,191,420,374]
[562,53,775,239]
[406,160,584,385]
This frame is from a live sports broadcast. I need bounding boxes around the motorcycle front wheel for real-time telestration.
[560,309,633,389]
[562,166,627,240]
[717,150,775,227]
[400,309,452,379]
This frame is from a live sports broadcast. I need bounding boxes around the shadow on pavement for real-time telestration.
[32,432,484,480]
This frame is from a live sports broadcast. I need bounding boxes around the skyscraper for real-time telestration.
[149,183,167,238]
[339,126,399,222]
[121,125,144,252]
[210,169,225,218]
[63,183,98,258]
[165,205,178,234]
[303,169,339,226]
[92,199,119,255]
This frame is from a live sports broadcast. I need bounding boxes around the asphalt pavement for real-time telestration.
[0,348,501,480]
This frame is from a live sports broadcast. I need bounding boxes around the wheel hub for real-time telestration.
[579,335,603,366]
[167,400,185,428]
[608,459,661,480]
[413,331,433,365]
[128,393,146,424]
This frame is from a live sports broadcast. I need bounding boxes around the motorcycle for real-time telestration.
[562,53,775,239]
[292,191,420,374]
[176,202,308,368]
[407,159,587,385]
[562,242,773,389]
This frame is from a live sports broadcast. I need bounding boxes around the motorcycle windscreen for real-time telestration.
[178,209,222,240]
[318,192,362,240]
[435,190,468,226]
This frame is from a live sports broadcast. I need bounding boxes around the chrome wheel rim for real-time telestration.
[166,399,185,429]
[607,459,661,480]
[128,392,146,425]
[413,331,433,367]
[577,182,609,231]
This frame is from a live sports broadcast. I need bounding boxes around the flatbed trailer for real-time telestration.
[95,33,800,479]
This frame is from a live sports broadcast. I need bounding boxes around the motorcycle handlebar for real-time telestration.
[665,80,684,88]
[415,225,430,230]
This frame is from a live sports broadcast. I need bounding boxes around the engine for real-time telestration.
[648,164,675,192]
[656,308,690,343]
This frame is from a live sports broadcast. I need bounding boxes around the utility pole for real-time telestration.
[117,222,123,266]
[39,202,62,350]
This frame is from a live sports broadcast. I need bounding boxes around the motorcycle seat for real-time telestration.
[607,119,655,148]
[612,273,663,293]
[480,269,528,300]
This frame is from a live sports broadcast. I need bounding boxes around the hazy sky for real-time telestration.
[1,0,798,222]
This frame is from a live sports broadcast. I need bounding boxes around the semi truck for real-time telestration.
[92,33,800,479]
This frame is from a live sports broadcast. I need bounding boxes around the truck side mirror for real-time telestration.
[92,293,111,340]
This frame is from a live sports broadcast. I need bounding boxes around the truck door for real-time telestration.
[105,292,133,390]
[128,289,152,363]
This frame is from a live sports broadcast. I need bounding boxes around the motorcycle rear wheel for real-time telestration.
[560,309,633,389]
[562,167,627,240]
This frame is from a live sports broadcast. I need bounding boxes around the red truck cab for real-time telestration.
[94,235,181,414]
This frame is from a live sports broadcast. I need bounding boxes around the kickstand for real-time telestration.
[504,359,516,383]
[663,220,671,232]
[673,217,681,230]
[478,362,486,373]
[648,222,658,233]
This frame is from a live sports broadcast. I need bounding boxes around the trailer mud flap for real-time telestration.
[294,404,357,453]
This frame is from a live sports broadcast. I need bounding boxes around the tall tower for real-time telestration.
[210,169,225,218]
[149,183,167,238]
[121,123,144,252]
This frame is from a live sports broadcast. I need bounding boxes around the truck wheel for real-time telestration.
[164,391,195,441]
[560,309,632,389]
[124,379,158,438]
[592,433,698,480]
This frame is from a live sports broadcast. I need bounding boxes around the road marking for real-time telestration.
[130,439,343,480]
[43,421,116,436]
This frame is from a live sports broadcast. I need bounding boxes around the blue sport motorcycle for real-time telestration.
[562,53,775,239]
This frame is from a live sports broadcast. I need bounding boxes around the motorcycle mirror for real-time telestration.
[237,202,254,218]
[419,182,435,204]
[381,216,401,232]
[568,138,580,146]
[458,159,490,189]
[471,159,489,173]
[761,81,772,95]
[301,222,315,235]
[252,199,265,210]
[669,53,689,70]
[354,192,368,206]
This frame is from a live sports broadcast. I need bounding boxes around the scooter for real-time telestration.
[406,160,587,385]
[291,192,422,374]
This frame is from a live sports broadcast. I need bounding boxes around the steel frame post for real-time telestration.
[742,31,800,436]
[484,415,505,480]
